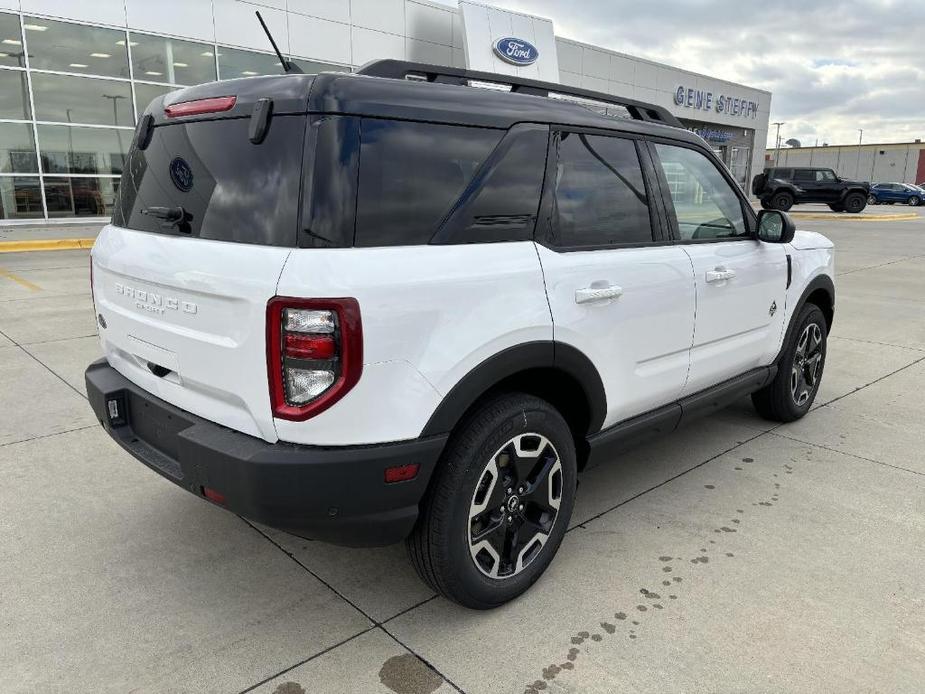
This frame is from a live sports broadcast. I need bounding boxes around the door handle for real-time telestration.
[575,284,623,304]
[705,267,736,283]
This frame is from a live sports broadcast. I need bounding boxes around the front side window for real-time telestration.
[355,119,502,247]
[550,132,652,248]
[817,169,836,182]
[654,143,748,241]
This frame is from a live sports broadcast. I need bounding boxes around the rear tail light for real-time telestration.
[267,297,362,421]
[165,95,236,118]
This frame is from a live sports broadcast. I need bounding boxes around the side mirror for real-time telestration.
[757,209,795,244]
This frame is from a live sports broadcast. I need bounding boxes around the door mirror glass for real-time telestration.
[757,209,795,243]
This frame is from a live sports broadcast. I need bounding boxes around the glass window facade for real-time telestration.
[0,10,349,221]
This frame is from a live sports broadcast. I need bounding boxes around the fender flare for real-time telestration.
[420,341,607,438]
[776,273,835,363]
[838,186,868,202]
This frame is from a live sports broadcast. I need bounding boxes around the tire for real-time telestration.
[760,199,772,210]
[908,196,921,207]
[843,192,867,213]
[867,195,878,206]
[828,203,844,212]
[752,303,827,422]
[770,191,794,211]
[408,392,577,609]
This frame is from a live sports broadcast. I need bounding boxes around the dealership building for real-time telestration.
[0,0,771,222]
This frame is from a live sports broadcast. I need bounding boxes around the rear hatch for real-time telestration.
[92,78,313,442]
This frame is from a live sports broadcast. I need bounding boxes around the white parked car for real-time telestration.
[86,60,835,609]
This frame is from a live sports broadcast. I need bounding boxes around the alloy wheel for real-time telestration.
[468,433,563,580]
[791,323,824,406]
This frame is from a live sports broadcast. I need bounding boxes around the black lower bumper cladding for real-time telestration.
[85,359,445,546]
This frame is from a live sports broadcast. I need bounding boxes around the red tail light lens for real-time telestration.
[267,297,362,421]
[165,95,236,118]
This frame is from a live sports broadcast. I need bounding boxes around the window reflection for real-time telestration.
[0,177,43,219]
[130,33,216,86]
[37,124,128,175]
[23,16,129,78]
[44,176,120,217]
[218,47,287,79]
[0,70,31,119]
[134,82,177,118]
[31,73,133,126]
[0,123,38,173]
[0,12,26,68]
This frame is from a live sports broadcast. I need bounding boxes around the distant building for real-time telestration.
[765,141,925,184]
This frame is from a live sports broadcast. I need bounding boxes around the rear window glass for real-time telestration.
[114,115,305,247]
[354,119,502,247]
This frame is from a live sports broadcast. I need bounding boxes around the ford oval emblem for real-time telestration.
[169,157,193,192]
[493,37,539,66]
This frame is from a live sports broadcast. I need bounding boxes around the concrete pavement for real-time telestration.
[1,210,923,693]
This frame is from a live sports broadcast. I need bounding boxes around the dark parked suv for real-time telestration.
[753,166,870,213]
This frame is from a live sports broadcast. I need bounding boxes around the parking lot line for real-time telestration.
[0,268,42,292]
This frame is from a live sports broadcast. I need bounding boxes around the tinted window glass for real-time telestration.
[31,73,133,126]
[355,119,502,247]
[37,124,129,175]
[0,176,43,219]
[134,83,177,118]
[0,70,30,119]
[24,16,129,78]
[0,122,37,173]
[655,143,748,240]
[301,115,359,248]
[434,125,548,244]
[0,13,25,68]
[130,33,216,86]
[817,170,836,182]
[793,169,814,182]
[551,132,652,248]
[115,115,305,247]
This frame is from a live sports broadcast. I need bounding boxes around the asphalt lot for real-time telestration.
[2,208,924,693]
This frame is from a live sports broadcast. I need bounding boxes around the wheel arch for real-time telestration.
[839,186,869,201]
[778,274,835,363]
[420,341,607,464]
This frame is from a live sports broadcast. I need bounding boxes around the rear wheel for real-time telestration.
[408,393,577,609]
[752,303,827,422]
[843,192,867,213]
[908,196,921,206]
[771,191,794,211]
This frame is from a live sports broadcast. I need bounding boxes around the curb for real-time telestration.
[787,213,919,222]
[0,238,96,253]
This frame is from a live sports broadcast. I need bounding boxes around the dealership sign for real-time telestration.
[674,85,759,119]
[493,37,539,66]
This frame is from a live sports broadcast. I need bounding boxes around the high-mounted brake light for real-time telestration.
[267,297,362,421]
[165,95,236,118]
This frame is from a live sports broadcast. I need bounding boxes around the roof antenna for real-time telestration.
[255,11,302,74]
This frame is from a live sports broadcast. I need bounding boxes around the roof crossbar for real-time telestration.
[356,59,684,129]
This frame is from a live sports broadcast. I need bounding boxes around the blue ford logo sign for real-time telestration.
[493,37,539,66]
[169,157,193,192]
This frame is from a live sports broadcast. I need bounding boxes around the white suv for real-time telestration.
[86,60,835,609]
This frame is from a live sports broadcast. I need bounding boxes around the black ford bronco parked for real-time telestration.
[753,167,870,213]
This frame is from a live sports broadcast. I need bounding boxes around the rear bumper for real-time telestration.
[85,359,446,546]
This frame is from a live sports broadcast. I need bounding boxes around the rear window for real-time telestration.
[113,115,306,247]
[354,119,502,247]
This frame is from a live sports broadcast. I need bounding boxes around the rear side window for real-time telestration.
[354,119,502,247]
[793,169,814,182]
[550,132,653,248]
[114,115,305,247]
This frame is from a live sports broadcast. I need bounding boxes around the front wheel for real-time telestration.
[408,393,577,609]
[752,303,827,422]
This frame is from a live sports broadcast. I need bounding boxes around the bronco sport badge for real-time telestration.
[169,157,193,192]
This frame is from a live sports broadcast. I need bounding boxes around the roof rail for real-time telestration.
[356,59,683,129]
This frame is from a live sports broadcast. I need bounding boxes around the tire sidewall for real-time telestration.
[779,305,827,418]
[772,192,794,211]
[439,398,577,607]
[844,192,866,213]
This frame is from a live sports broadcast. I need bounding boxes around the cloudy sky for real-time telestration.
[436,0,925,148]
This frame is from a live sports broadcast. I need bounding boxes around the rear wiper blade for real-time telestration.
[141,205,192,232]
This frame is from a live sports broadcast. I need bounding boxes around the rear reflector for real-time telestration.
[202,486,226,505]
[385,463,419,483]
[285,333,336,360]
[165,95,236,118]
